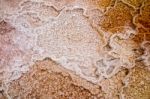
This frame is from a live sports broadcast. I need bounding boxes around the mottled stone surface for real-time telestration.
[121,66,150,99]
[6,59,104,99]
[0,0,150,99]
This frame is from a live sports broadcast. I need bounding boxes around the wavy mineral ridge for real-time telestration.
[0,0,150,99]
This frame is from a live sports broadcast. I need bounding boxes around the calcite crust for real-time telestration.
[0,0,150,99]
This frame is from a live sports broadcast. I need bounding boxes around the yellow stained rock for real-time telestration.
[122,66,150,99]
[99,1,135,33]
[122,0,144,8]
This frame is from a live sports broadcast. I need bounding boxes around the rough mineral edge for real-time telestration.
[2,59,105,99]
[0,0,149,98]
[0,1,139,84]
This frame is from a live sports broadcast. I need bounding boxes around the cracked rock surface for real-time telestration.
[0,0,150,99]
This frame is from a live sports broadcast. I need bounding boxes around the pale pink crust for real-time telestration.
[0,19,34,83]
[0,20,22,80]
[0,0,23,15]
[42,0,75,10]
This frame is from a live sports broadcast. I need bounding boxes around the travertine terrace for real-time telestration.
[0,0,150,99]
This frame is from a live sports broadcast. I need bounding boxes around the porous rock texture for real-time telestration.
[0,0,150,99]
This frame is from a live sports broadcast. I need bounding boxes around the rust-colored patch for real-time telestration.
[94,0,113,9]
[134,0,150,31]
[99,1,135,33]
[136,27,149,33]
[132,33,145,44]
[145,33,150,41]
[138,18,150,29]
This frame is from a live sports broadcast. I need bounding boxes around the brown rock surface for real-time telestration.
[99,68,129,99]
[0,0,150,99]
[6,59,104,99]
[121,66,150,99]
[98,1,135,33]
[133,0,150,32]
